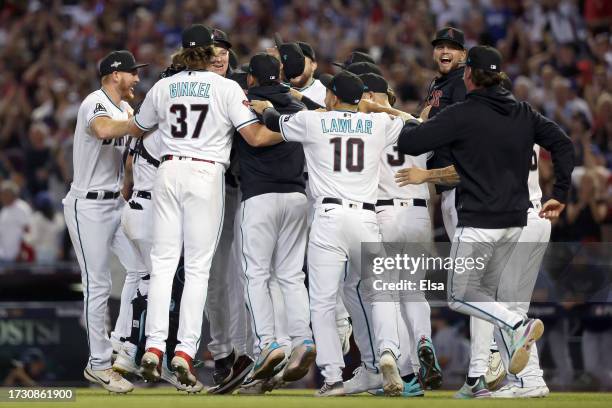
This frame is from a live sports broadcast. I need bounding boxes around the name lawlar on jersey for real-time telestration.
[321,118,373,135]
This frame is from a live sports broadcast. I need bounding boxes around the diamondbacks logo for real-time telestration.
[93,103,107,114]
[447,29,454,39]
[283,114,293,122]
[428,89,443,107]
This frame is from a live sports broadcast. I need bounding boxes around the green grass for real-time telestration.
[4,388,612,408]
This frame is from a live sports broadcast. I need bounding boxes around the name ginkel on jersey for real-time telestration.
[278,110,405,204]
[130,131,163,192]
[378,146,432,201]
[71,89,130,194]
[133,70,258,166]
[528,145,543,203]
[299,79,326,106]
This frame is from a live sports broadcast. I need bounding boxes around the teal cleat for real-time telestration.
[417,336,443,389]
[369,376,425,397]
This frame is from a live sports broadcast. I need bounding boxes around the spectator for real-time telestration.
[24,191,65,263]
[566,171,608,242]
[0,180,32,262]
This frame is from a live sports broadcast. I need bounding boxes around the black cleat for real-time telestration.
[212,350,236,386]
[208,354,255,395]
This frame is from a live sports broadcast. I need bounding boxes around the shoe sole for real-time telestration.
[112,363,139,378]
[509,319,544,375]
[208,360,254,395]
[140,354,161,382]
[84,369,133,394]
[252,348,285,380]
[485,369,506,391]
[171,358,197,387]
[282,346,317,382]
[418,345,443,389]
[380,354,403,397]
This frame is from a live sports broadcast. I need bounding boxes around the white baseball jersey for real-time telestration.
[528,145,542,203]
[70,89,130,193]
[279,110,404,204]
[378,147,431,200]
[130,131,162,192]
[134,70,258,166]
[299,78,326,106]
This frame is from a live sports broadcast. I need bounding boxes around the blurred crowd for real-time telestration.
[0,0,611,389]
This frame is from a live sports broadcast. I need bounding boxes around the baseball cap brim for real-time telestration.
[331,62,346,69]
[319,73,333,92]
[129,63,149,70]
[214,39,232,49]
[431,38,465,49]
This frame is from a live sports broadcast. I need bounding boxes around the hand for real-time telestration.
[127,107,134,119]
[539,199,566,220]
[395,167,429,186]
[250,100,273,115]
[420,104,432,121]
[289,88,303,101]
[314,107,327,112]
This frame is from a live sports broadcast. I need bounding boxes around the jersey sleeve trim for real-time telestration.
[279,115,289,142]
[235,117,259,131]
[87,113,111,128]
[134,115,153,131]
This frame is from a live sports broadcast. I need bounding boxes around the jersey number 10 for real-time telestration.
[170,104,209,138]
[330,137,364,172]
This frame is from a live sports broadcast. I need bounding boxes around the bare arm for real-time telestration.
[122,152,134,200]
[90,117,144,140]
[395,165,460,187]
[238,122,284,147]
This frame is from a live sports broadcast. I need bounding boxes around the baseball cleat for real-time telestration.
[417,336,443,389]
[84,367,134,394]
[262,370,286,392]
[237,377,266,394]
[380,350,403,396]
[282,340,316,382]
[315,381,345,397]
[250,341,285,380]
[212,350,235,386]
[208,354,254,395]
[161,358,203,393]
[140,347,163,382]
[507,319,544,375]
[485,350,506,390]
[337,318,353,355]
[112,345,140,377]
[171,351,198,387]
[492,383,550,398]
[343,363,382,394]
[454,376,491,399]
[370,375,425,397]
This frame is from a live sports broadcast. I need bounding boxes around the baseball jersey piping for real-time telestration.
[356,277,377,372]
[240,200,262,348]
[279,116,289,142]
[87,112,111,128]
[297,78,315,92]
[134,115,153,131]
[99,88,123,112]
[74,199,92,368]
[235,117,259,131]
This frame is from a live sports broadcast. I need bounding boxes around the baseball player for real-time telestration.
[287,42,354,356]
[111,24,262,387]
[249,71,411,397]
[62,50,147,393]
[204,29,256,394]
[396,46,574,397]
[237,53,315,385]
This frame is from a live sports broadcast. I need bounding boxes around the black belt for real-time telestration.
[322,197,375,212]
[85,191,120,200]
[135,191,151,200]
[376,198,427,208]
[161,155,215,164]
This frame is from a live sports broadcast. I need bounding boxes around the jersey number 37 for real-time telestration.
[170,104,209,138]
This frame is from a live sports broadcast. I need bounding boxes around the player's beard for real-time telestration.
[119,78,136,101]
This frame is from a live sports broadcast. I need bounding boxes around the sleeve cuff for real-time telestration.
[87,113,111,128]
[236,117,259,131]
[134,115,153,131]
[279,115,288,142]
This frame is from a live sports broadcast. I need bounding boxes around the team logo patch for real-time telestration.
[283,114,293,122]
[94,103,107,114]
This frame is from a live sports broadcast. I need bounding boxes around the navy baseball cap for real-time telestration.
[345,62,383,76]
[359,73,388,93]
[99,50,147,77]
[248,53,281,86]
[212,28,232,49]
[182,24,214,48]
[332,51,375,69]
[278,42,305,80]
[466,46,502,73]
[297,41,316,61]
[432,27,465,49]
[320,71,364,105]
[228,48,239,70]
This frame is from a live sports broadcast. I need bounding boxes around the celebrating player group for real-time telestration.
[63,23,574,399]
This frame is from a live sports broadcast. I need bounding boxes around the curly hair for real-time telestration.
[172,45,215,70]
[470,68,510,88]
